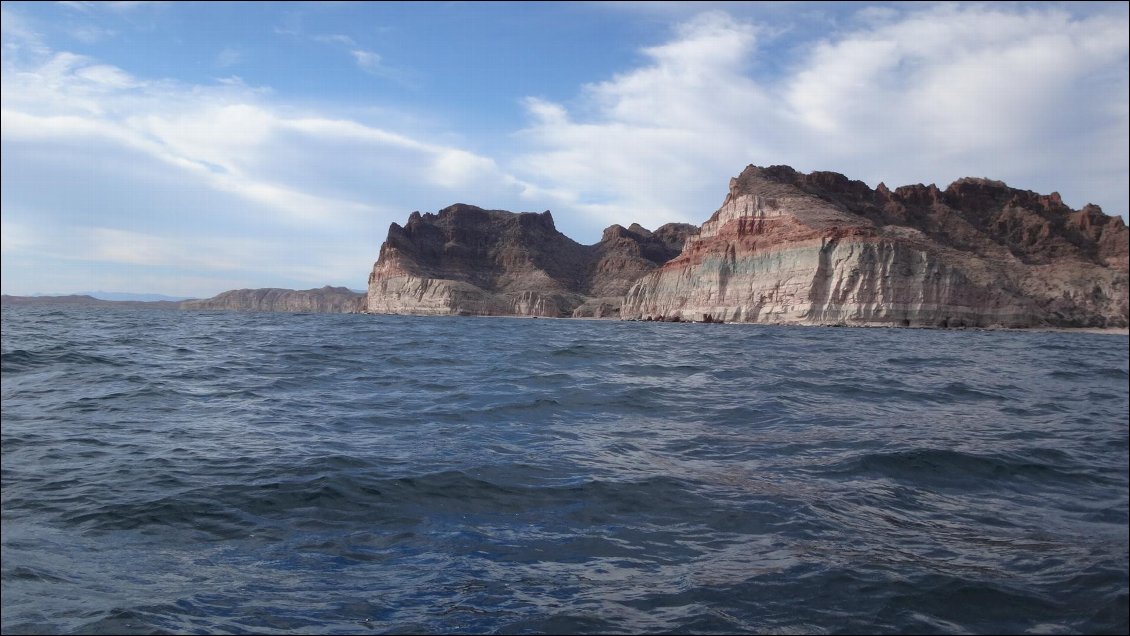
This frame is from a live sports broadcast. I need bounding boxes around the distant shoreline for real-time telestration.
[4,295,1127,335]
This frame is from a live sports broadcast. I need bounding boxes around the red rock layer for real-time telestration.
[622,166,1128,328]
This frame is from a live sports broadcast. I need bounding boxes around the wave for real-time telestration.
[1,347,124,373]
[3,307,1127,635]
[822,448,1106,489]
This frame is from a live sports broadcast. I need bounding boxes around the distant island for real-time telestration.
[2,287,364,314]
[179,286,364,313]
[0,294,186,309]
[6,164,1127,329]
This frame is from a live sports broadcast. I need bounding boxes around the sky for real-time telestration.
[2,1,1127,299]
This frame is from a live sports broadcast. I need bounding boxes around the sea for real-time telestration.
[1,305,1127,635]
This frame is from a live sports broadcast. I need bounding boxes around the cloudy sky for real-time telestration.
[2,1,1127,298]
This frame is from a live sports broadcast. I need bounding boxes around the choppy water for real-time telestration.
[1,305,1127,635]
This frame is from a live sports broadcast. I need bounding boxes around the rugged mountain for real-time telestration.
[622,165,1128,328]
[366,203,695,317]
[181,286,364,313]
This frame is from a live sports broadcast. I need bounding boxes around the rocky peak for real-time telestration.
[600,224,634,242]
[627,223,652,237]
[944,178,1034,215]
[738,164,801,184]
[651,223,699,252]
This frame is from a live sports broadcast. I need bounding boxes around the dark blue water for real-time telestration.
[2,306,1127,635]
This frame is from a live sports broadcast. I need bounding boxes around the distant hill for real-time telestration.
[0,294,184,308]
[180,286,365,313]
[3,287,365,314]
[78,291,194,302]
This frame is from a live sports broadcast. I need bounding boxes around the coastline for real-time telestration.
[6,300,1126,335]
[362,310,1130,335]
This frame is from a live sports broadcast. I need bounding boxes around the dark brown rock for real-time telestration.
[367,204,697,317]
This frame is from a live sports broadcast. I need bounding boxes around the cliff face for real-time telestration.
[621,165,1129,328]
[573,222,698,317]
[181,286,364,313]
[366,204,695,318]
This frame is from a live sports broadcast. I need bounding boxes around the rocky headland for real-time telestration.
[180,286,364,313]
[367,166,1128,328]
[366,204,695,318]
[622,166,1128,328]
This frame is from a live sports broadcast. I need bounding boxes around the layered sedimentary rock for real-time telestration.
[181,286,364,313]
[622,165,1129,328]
[366,204,695,317]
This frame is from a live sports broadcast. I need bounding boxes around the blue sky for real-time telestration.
[2,1,1127,298]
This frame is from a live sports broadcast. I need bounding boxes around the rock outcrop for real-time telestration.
[181,286,364,313]
[621,165,1129,328]
[366,204,695,318]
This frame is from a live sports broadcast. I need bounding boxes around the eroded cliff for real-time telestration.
[621,166,1128,328]
[366,204,695,317]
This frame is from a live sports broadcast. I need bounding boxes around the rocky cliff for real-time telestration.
[621,165,1129,328]
[366,204,695,318]
[181,286,364,313]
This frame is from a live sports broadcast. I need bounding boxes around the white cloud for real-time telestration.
[515,11,774,227]
[69,24,117,44]
[431,150,504,190]
[350,49,381,73]
[58,1,167,12]
[514,5,1129,229]
[315,34,357,47]
[0,49,527,229]
[75,63,139,88]
[1,32,537,295]
[3,4,1126,298]
[1,5,50,58]
[305,33,385,77]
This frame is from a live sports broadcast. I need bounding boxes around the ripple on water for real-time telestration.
[1,306,1127,634]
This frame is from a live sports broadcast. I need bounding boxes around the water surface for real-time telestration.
[2,306,1127,634]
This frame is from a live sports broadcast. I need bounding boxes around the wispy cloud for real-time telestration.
[58,1,167,12]
[1,27,534,295]
[1,5,51,57]
[350,49,381,74]
[68,24,117,43]
[314,34,356,47]
[215,47,242,69]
